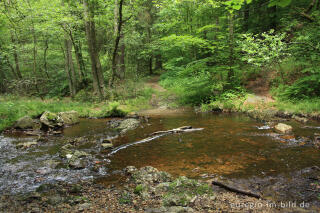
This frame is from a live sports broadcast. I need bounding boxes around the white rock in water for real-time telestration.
[66,154,73,159]
[275,123,293,134]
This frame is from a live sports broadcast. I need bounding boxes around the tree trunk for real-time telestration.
[83,0,105,98]
[243,4,250,32]
[155,54,162,70]
[10,32,22,79]
[64,39,76,97]
[43,38,50,78]
[119,33,125,79]
[110,0,124,87]
[72,39,86,84]
[149,57,153,75]
[268,5,277,30]
[228,13,234,83]
[4,55,17,78]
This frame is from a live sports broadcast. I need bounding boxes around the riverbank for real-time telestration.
[2,166,314,213]
[200,94,320,122]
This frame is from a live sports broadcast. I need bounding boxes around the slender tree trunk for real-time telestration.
[149,57,153,75]
[4,55,17,78]
[147,26,153,75]
[83,0,105,98]
[155,55,162,70]
[110,0,124,87]
[306,0,317,13]
[64,39,76,97]
[228,13,234,83]
[243,4,250,32]
[119,33,125,79]
[62,0,77,97]
[0,56,6,92]
[268,6,277,30]
[10,32,22,79]
[43,38,50,78]
[31,25,37,75]
[72,39,86,84]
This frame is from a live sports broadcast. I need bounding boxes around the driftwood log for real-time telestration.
[212,180,262,199]
[149,126,204,136]
[109,126,204,156]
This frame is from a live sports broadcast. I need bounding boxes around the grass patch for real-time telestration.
[0,96,129,132]
[272,98,320,115]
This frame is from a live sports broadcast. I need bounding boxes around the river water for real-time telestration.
[1,111,320,196]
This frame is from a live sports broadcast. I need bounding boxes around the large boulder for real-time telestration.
[40,111,63,128]
[58,111,79,126]
[40,111,79,128]
[275,123,293,134]
[14,116,41,130]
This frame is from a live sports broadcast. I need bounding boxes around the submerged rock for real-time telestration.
[16,141,38,149]
[14,116,41,130]
[42,159,61,168]
[68,150,90,169]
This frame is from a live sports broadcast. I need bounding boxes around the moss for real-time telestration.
[119,192,131,204]
[134,184,144,195]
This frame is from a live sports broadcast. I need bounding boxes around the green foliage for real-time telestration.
[104,101,127,118]
[201,89,246,112]
[119,192,132,204]
[274,75,320,100]
[134,184,144,195]
[268,0,292,8]
[272,98,320,115]
[0,96,129,132]
[239,30,288,67]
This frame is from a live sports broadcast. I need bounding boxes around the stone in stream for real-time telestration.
[40,111,63,128]
[101,143,113,149]
[58,111,79,126]
[14,116,41,130]
[275,123,293,134]
[108,118,141,134]
[16,141,38,149]
[292,115,308,123]
[68,150,90,169]
[40,110,79,128]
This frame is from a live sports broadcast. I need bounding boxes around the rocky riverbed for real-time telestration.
[1,110,320,212]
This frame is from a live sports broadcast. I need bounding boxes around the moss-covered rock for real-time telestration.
[40,111,62,128]
[58,111,79,125]
[14,116,41,130]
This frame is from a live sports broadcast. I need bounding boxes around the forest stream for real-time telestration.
[1,110,320,211]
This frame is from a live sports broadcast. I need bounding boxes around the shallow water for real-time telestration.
[1,112,320,194]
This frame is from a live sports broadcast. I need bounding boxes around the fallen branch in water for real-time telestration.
[149,126,203,136]
[108,126,204,156]
[212,180,262,199]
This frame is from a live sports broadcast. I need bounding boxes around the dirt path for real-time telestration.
[145,76,166,93]
[244,73,275,106]
[139,76,191,116]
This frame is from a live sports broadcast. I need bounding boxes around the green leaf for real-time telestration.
[268,0,292,8]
